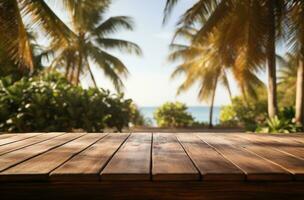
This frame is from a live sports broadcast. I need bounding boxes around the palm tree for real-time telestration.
[288,0,304,127]
[168,26,234,128]
[278,53,298,92]
[276,53,297,107]
[164,0,286,118]
[169,23,265,127]
[0,0,72,71]
[51,0,141,91]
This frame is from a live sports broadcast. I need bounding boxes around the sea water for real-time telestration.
[140,106,221,126]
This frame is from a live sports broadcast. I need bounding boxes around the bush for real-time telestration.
[219,83,301,132]
[0,72,139,132]
[256,107,302,133]
[128,104,151,127]
[154,102,194,128]
[220,97,268,131]
[220,95,302,133]
[255,116,301,134]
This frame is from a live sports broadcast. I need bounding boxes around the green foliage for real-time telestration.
[221,94,302,133]
[0,72,139,132]
[154,102,194,128]
[0,49,29,83]
[128,104,150,127]
[220,84,299,132]
[219,105,238,126]
[256,116,300,134]
[220,96,268,131]
[279,106,296,121]
[256,107,302,133]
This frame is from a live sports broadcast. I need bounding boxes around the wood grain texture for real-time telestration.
[197,133,292,181]
[0,133,41,146]
[0,133,84,174]
[177,133,245,181]
[101,133,151,181]
[236,133,304,160]
[253,133,304,144]
[152,133,199,181]
[0,133,65,156]
[222,134,304,180]
[0,134,103,181]
[0,133,304,200]
[0,133,302,182]
[0,134,17,140]
[51,133,129,181]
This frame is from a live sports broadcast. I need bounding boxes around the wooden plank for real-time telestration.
[0,134,16,140]
[152,133,199,181]
[176,133,245,181]
[290,135,304,144]
[197,133,292,181]
[0,133,65,156]
[237,133,304,160]
[216,133,304,181]
[243,145,304,180]
[0,133,41,146]
[257,133,304,144]
[0,133,84,174]
[237,133,304,146]
[101,133,151,181]
[0,133,104,181]
[51,133,129,181]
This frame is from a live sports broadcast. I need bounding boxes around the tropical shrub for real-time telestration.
[128,104,150,127]
[255,116,300,134]
[154,102,194,128]
[220,96,268,131]
[219,105,238,127]
[0,73,140,132]
[256,107,302,133]
[220,95,302,133]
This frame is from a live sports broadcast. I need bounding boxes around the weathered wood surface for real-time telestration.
[152,133,199,181]
[101,133,151,180]
[0,133,41,146]
[176,134,244,181]
[51,133,128,181]
[196,133,292,181]
[0,132,304,200]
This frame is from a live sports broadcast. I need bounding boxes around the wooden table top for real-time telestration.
[0,132,304,182]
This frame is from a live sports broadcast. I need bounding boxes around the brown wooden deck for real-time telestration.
[0,132,304,200]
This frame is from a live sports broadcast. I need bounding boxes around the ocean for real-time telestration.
[139,106,222,126]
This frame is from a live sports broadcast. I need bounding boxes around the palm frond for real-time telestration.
[0,0,34,70]
[95,38,142,55]
[23,0,75,46]
[163,0,180,24]
[192,0,232,43]
[94,16,134,37]
[87,42,128,91]
[179,0,219,26]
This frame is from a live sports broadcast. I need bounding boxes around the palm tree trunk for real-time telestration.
[75,51,83,86]
[65,58,71,79]
[295,60,304,128]
[69,64,76,83]
[223,69,233,102]
[209,77,218,129]
[75,34,84,86]
[266,0,278,118]
[87,63,98,88]
[208,93,215,129]
[65,66,70,80]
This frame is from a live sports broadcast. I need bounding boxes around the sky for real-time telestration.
[48,0,254,107]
